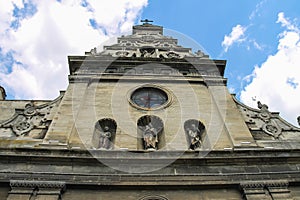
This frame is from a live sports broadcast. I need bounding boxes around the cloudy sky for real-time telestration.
[0,0,299,125]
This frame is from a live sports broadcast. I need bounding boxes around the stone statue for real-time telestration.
[143,123,159,150]
[98,126,112,149]
[298,116,300,126]
[187,123,202,150]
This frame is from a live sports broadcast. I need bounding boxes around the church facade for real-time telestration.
[1,22,300,199]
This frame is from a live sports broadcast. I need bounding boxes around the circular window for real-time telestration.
[129,86,171,110]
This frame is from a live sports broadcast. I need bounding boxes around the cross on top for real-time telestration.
[141,19,153,24]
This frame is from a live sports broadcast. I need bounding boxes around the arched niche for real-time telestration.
[92,118,117,150]
[184,119,205,150]
[137,115,164,150]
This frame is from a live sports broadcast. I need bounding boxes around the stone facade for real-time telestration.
[1,22,300,199]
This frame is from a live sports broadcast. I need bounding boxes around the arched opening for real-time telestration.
[184,119,205,150]
[92,118,117,150]
[137,115,164,150]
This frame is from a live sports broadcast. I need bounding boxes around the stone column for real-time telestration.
[8,180,65,200]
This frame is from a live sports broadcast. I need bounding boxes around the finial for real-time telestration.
[257,101,268,110]
[141,19,153,25]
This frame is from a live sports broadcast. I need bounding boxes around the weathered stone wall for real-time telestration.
[50,76,255,151]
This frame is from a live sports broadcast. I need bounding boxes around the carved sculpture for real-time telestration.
[99,126,112,149]
[138,115,163,150]
[142,122,159,149]
[92,118,117,150]
[184,119,205,150]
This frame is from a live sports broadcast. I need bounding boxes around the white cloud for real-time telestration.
[222,24,247,52]
[240,12,300,125]
[249,0,267,20]
[0,0,147,99]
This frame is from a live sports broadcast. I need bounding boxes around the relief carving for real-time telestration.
[140,47,156,58]
[12,120,34,136]
[234,96,300,142]
[256,101,282,139]
[96,26,205,59]
[0,94,63,139]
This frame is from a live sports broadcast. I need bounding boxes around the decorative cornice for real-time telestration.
[240,180,289,189]
[10,180,66,189]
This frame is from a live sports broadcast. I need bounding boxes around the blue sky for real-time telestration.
[0,0,299,125]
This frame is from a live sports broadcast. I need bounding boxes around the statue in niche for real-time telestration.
[184,120,205,150]
[138,115,163,150]
[99,126,112,149]
[187,124,201,150]
[92,118,117,150]
[142,122,159,150]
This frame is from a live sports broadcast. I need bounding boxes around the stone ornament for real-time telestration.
[234,96,300,141]
[12,121,34,136]
[256,101,282,139]
[0,93,63,139]
[88,23,208,59]
[262,122,282,139]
